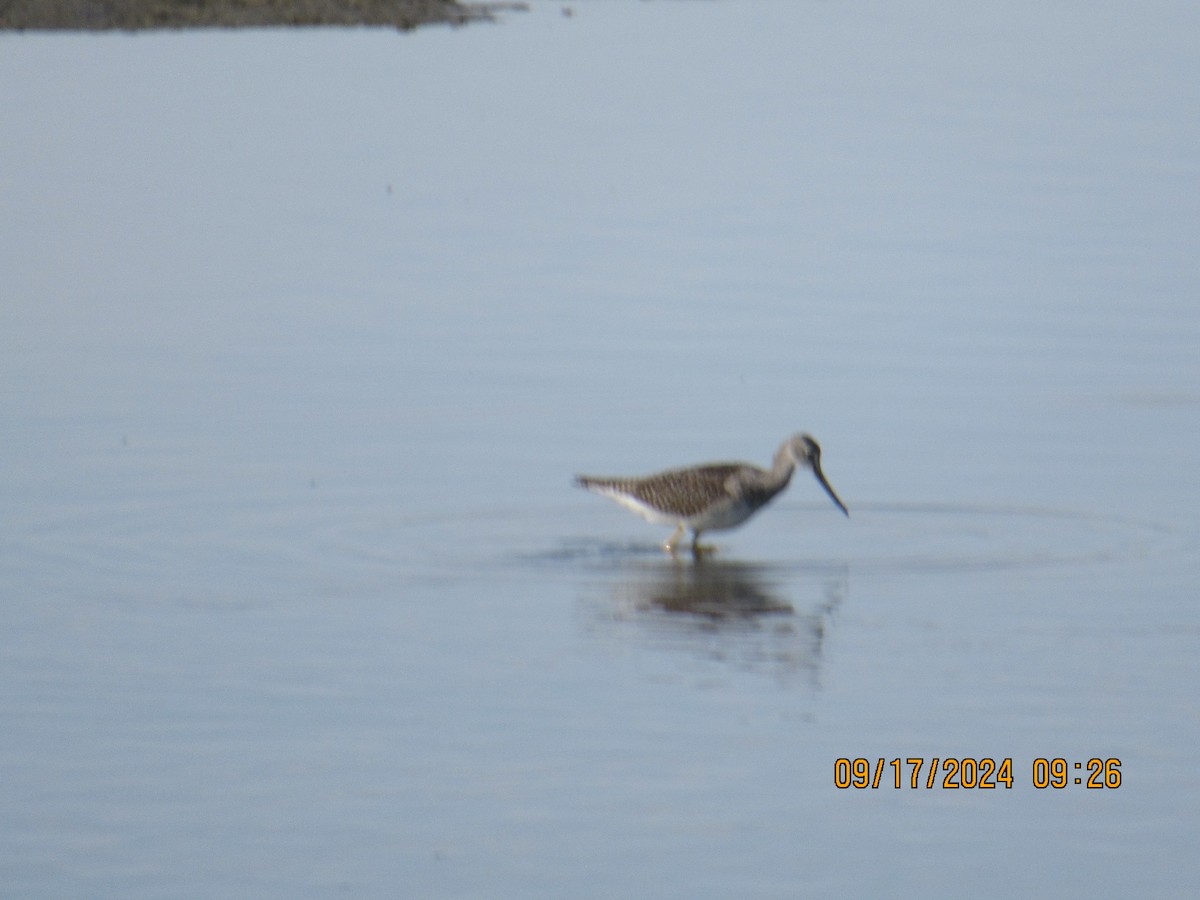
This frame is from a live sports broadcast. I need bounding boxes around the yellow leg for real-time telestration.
[663,523,685,554]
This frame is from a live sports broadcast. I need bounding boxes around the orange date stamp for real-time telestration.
[833,757,1122,789]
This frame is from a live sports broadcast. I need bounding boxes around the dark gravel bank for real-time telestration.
[0,0,508,30]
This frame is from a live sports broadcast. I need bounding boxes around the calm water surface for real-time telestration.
[3,2,1199,897]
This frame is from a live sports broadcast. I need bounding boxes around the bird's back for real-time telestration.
[577,462,762,518]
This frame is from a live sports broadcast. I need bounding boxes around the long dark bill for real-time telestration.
[812,463,849,517]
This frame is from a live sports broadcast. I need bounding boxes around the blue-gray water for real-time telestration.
[3,2,1198,897]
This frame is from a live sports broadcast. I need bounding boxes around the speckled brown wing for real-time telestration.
[601,464,746,518]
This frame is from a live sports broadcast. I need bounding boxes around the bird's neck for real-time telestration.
[765,451,798,491]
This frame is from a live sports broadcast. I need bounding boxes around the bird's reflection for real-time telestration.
[578,551,846,687]
[628,556,795,617]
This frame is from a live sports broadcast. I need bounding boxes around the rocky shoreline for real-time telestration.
[0,0,514,31]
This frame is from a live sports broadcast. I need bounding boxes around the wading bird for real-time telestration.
[575,433,848,555]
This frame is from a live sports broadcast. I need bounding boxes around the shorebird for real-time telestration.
[575,433,848,555]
